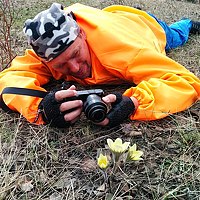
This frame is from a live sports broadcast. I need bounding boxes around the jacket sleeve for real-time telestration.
[0,49,53,124]
[100,5,200,120]
[122,49,200,120]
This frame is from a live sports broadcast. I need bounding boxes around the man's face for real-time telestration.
[48,29,92,79]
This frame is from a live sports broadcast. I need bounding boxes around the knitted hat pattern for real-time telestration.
[23,3,80,61]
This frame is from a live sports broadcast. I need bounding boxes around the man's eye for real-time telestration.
[76,50,80,55]
[72,50,79,58]
[53,64,64,69]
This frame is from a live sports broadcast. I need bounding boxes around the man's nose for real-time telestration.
[68,60,80,74]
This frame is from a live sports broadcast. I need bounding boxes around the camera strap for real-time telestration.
[0,87,48,113]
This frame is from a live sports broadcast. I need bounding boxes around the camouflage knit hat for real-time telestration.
[23,3,80,61]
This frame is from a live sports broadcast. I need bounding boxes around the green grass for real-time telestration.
[0,0,200,199]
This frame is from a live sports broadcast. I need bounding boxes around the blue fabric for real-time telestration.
[148,13,192,51]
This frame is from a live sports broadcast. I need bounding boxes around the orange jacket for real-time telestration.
[0,4,200,124]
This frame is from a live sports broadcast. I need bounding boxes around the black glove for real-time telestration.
[107,92,135,128]
[39,91,70,128]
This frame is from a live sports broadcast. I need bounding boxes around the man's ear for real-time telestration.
[80,28,86,39]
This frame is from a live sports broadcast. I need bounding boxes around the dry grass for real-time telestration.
[0,0,200,199]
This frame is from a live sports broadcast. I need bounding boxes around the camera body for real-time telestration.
[62,89,107,123]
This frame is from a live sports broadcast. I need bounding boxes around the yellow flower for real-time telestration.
[128,144,143,161]
[107,138,130,153]
[97,153,109,169]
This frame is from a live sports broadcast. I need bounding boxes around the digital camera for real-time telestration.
[62,89,107,123]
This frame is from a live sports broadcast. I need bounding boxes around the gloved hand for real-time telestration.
[39,91,70,128]
[106,92,135,127]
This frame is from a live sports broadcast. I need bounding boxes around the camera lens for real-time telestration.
[84,94,107,123]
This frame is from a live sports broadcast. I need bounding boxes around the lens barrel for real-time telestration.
[84,94,107,123]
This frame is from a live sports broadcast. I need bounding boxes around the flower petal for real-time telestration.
[107,138,130,153]
[129,144,137,152]
[97,153,109,169]
[130,150,143,161]
[122,142,130,151]
[107,139,113,149]
[115,138,123,145]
